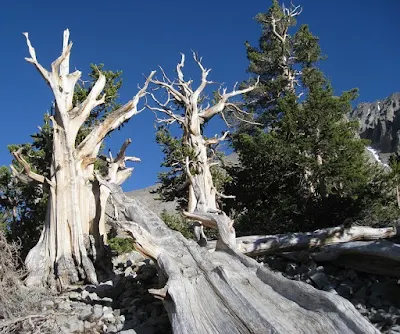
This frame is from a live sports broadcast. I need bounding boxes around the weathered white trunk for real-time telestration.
[149,54,254,249]
[25,117,97,288]
[104,182,379,334]
[16,30,154,289]
[184,121,225,245]
[186,133,216,214]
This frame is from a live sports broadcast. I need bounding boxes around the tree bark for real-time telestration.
[104,181,378,334]
[16,30,154,289]
[207,225,397,257]
[149,53,258,248]
[309,240,400,276]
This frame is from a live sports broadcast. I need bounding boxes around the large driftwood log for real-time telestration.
[208,225,397,257]
[104,182,378,334]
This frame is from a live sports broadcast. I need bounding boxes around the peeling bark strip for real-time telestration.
[14,30,155,289]
[103,181,378,334]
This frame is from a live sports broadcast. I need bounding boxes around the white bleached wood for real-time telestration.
[102,181,379,334]
[17,30,153,289]
[149,54,258,248]
[208,225,398,256]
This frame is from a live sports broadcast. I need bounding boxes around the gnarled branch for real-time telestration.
[199,77,260,121]
[11,148,54,187]
[77,71,156,160]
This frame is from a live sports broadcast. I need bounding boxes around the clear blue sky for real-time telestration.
[0,0,398,191]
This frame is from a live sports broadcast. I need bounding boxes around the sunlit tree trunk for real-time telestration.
[11,30,154,289]
[149,53,258,249]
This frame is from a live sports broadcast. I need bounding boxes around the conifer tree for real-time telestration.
[229,1,396,235]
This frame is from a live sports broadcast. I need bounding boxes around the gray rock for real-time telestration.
[78,306,93,321]
[56,300,72,311]
[106,324,118,333]
[285,263,298,276]
[369,310,386,323]
[84,320,92,329]
[93,304,104,319]
[125,266,136,277]
[81,290,90,299]
[55,314,69,325]
[354,303,369,316]
[353,286,367,299]
[389,325,400,334]
[119,330,137,334]
[308,271,330,289]
[68,291,81,299]
[89,292,100,301]
[336,283,352,297]
[60,325,70,333]
[66,316,80,332]
[345,269,358,281]
[349,92,400,162]
[103,307,115,322]
[78,320,85,332]
[100,297,114,306]
[41,299,55,309]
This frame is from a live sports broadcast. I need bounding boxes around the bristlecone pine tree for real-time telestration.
[12,30,154,289]
[229,1,392,235]
[0,64,125,257]
[148,53,258,246]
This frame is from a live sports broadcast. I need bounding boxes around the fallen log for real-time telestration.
[104,181,378,334]
[310,240,400,276]
[207,225,397,257]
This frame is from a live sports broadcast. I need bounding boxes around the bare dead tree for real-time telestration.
[12,30,155,289]
[148,53,258,248]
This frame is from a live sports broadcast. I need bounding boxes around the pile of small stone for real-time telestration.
[41,250,171,334]
[264,255,400,334]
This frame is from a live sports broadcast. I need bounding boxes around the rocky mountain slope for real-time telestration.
[350,93,400,164]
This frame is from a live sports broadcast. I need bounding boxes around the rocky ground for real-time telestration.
[2,251,171,334]
[264,254,400,334]
[5,248,400,333]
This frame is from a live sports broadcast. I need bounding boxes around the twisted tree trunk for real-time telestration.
[12,30,154,289]
[149,53,258,247]
[102,181,378,334]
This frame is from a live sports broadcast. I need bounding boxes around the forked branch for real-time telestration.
[150,53,259,125]
[199,77,260,121]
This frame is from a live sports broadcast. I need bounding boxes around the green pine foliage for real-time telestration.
[108,237,135,255]
[228,1,398,235]
[243,0,322,126]
[160,209,194,239]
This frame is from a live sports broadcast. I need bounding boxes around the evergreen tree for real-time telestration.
[229,1,397,235]
[243,0,321,127]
